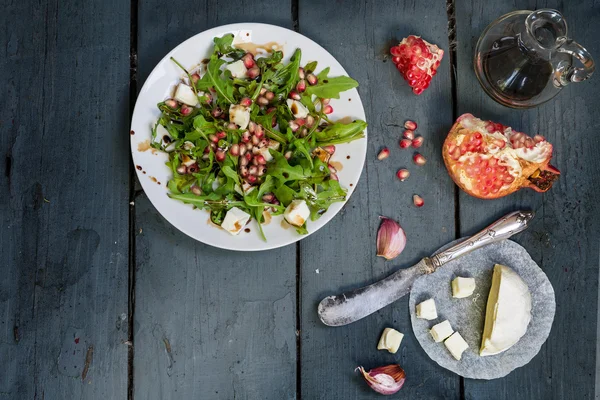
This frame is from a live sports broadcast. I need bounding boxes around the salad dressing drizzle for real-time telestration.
[234,41,283,56]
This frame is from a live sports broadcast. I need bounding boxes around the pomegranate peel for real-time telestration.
[443,113,560,199]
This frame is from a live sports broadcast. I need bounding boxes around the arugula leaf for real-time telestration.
[292,139,314,168]
[213,34,235,55]
[170,57,198,96]
[205,56,235,103]
[315,120,367,145]
[316,67,330,81]
[304,61,318,73]
[299,180,346,221]
[269,49,301,94]
[305,75,359,99]
[167,191,224,206]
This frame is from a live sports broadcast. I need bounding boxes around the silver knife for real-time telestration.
[318,210,535,327]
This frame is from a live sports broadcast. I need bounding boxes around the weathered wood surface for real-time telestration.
[454,0,600,399]
[0,0,130,399]
[133,2,297,399]
[298,0,458,398]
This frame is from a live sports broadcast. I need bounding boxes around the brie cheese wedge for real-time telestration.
[480,264,532,356]
[226,60,248,78]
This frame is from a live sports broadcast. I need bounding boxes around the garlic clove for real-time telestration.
[376,217,407,260]
[356,364,406,395]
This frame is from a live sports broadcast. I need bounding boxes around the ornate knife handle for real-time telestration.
[429,210,535,269]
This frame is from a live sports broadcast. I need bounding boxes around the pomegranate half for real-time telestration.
[443,114,560,199]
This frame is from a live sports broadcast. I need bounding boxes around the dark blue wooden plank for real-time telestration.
[454,1,600,398]
[133,2,297,399]
[0,0,130,398]
[298,0,459,398]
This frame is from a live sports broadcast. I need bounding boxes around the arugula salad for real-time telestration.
[151,34,367,240]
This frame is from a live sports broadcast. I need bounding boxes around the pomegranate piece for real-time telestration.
[390,36,444,95]
[442,113,560,199]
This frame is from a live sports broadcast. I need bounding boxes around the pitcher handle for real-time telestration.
[557,40,595,84]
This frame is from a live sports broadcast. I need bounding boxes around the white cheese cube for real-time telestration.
[226,60,248,78]
[154,124,171,144]
[181,154,196,167]
[173,83,198,106]
[444,331,469,360]
[452,277,476,298]
[283,200,310,227]
[258,147,273,162]
[267,140,281,151]
[220,207,250,235]
[376,327,404,354]
[234,183,255,196]
[229,104,250,129]
[416,299,438,320]
[286,99,309,119]
[430,320,454,343]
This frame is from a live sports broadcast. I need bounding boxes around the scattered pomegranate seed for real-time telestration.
[255,155,266,164]
[321,98,331,105]
[216,131,227,139]
[240,97,252,107]
[399,138,412,149]
[413,194,424,207]
[191,73,200,84]
[396,169,410,181]
[296,79,307,92]
[247,175,257,184]
[180,105,193,116]
[165,99,178,109]
[306,73,318,85]
[413,153,427,166]
[242,53,255,68]
[215,151,226,162]
[289,91,301,100]
[403,130,414,140]
[323,105,334,114]
[246,67,260,79]
[298,67,305,80]
[404,120,417,130]
[377,148,390,160]
[411,136,424,148]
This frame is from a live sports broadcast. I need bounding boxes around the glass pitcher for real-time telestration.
[474,9,594,109]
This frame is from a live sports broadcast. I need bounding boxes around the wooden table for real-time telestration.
[2,0,599,398]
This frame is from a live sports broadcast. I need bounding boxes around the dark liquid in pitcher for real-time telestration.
[483,36,552,101]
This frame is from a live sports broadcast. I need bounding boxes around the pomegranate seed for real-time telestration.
[265,91,275,101]
[215,151,226,162]
[403,130,414,140]
[295,118,306,126]
[258,139,268,148]
[252,156,259,166]
[396,169,410,181]
[328,163,337,173]
[254,129,264,140]
[211,107,222,118]
[404,120,417,130]
[399,138,412,148]
[284,151,293,159]
[306,74,318,85]
[377,148,390,160]
[321,98,331,105]
[180,105,193,116]
[249,165,258,175]
[191,73,200,84]
[239,145,247,156]
[323,105,334,114]
[250,121,259,133]
[289,91,301,100]
[245,152,252,161]
[411,136,424,148]
[165,99,178,109]
[246,67,260,79]
[202,92,212,104]
[299,128,308,137]
[262,193,275,202]
[251,135,259,145]
[305,115,315,127]
[323,145,336,154]
[227,123,237,130]
[176,165,187,175]
[257,96,269,106]
[242,53,255,68]
[240,166,249,177]
[534,135,545,143]
[298,67,306,79]
[413,194,424,207]
[240,97,252,107]
[187,163,198,173]
[288,121,299,132]
[208,134,218,143]
[216,131,227,139]
[191,186,202,195]
[330,173,339,181]
[241,131,251,143]
[229,144,240,156]
[239,156,249,167]
[255,155,266,164]
[296,79,307,92]
[247,175,257,184]
[413,153,427,166]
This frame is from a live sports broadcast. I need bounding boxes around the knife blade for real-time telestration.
[318,210,535,327]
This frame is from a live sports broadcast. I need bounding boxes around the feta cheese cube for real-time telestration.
[220,207,250,235]
[258,147,273,162]
[452,277,476,298]
[234,183,255,196]
[283,200,310,227]
[444,331,469,360]
[286,99,309,119]
[154,124,171,144]
[267,140,281,151]
[376,327,404,354]
[229,104,250,129]
[173,83,198,106]
[226,60,248,78]
[416,298,438,320]
[430,320,454,343]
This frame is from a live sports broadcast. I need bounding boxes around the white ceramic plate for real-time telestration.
[130,23,367,251]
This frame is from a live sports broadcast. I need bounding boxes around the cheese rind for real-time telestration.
[430,320,454,343]
[416,298,438,320]
[480,264,532,356]
[377,327,404,354]
[444,331,469,360]
[452,277,476,298]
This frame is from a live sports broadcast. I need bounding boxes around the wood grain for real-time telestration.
[454,1,600,398]
[297,0,458,398]
[133,2,297,399]
[0,0,130,398]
